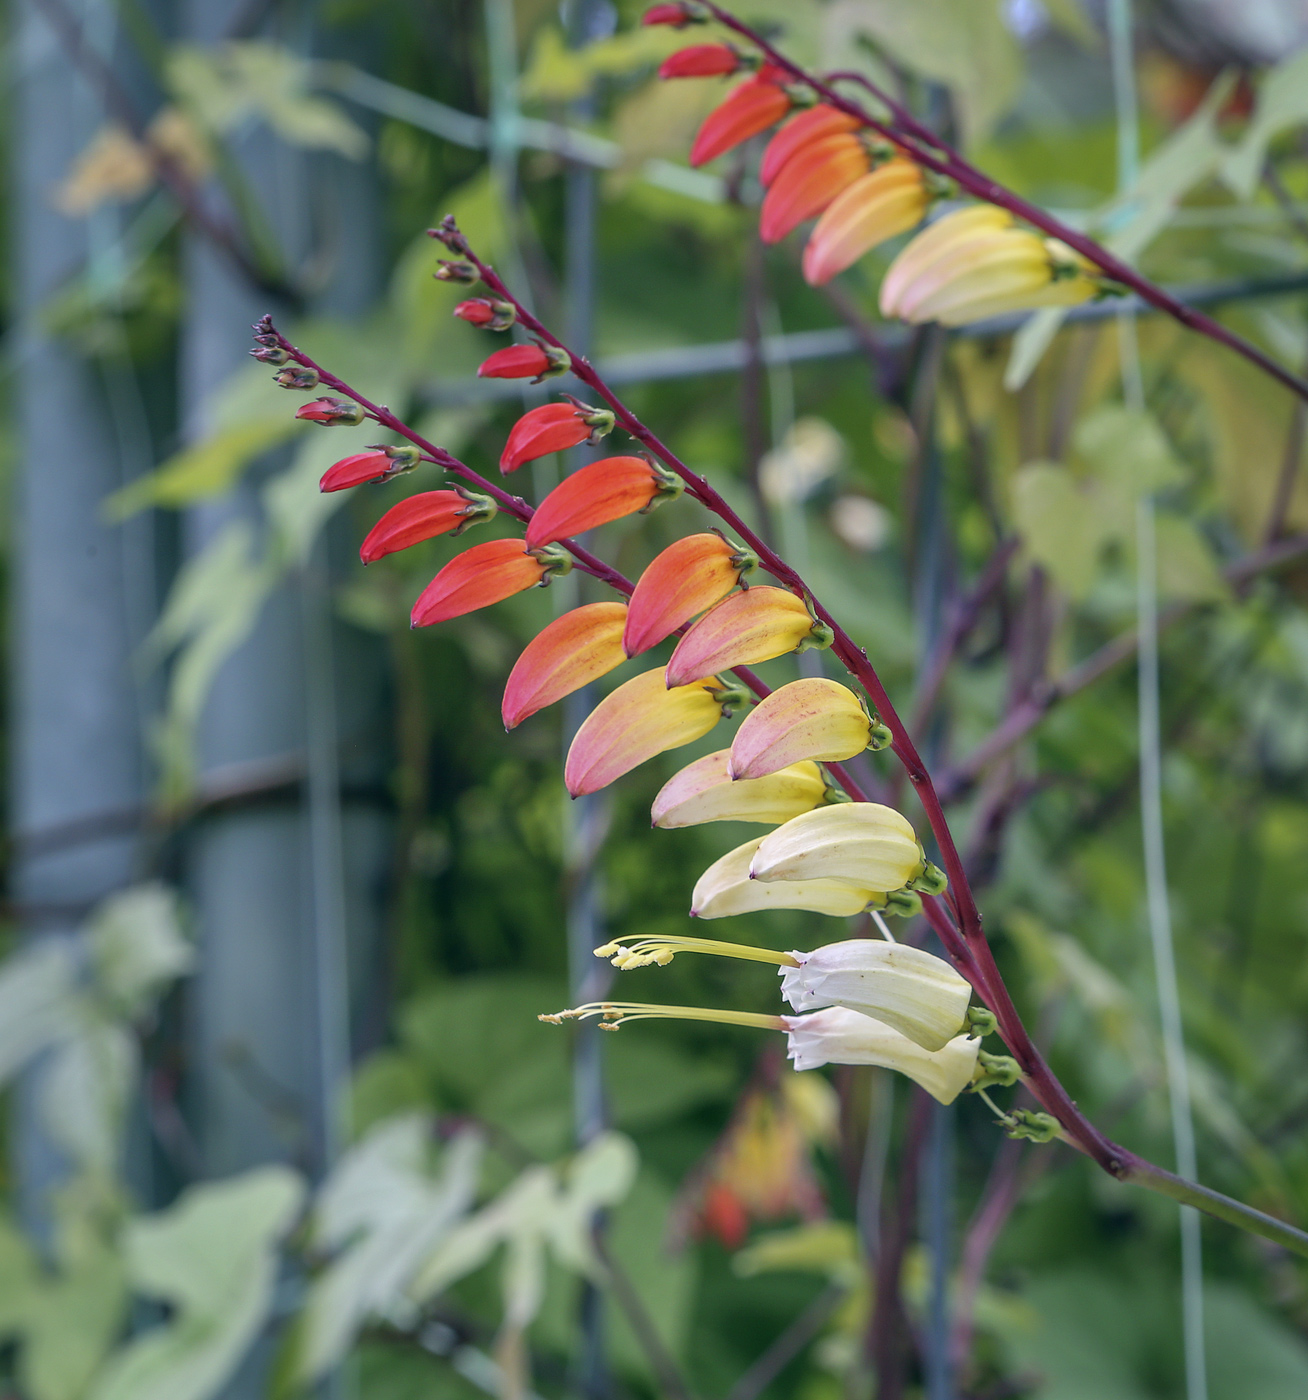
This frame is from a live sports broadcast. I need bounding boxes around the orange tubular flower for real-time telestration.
[410,538,571,628]
[359,489,497,563]
[760,132,876,244]
[659,44,742,79]
[564,668,747,797]
[802,159,931,285]
[478,343,571,382]
[525,456,682,550]
[690,69,791,167]
[623,533,759,656]
[500,402,615,473]
[760,105,860,187]
[664,586,831,687]
[502,601,628,729]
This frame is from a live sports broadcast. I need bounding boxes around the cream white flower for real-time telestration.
[782,1007,979,1104]
[750,803,927,892]
[691,836,885,919]
[779,939,971,1051]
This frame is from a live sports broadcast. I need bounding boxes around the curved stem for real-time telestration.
[705,2,1308,406]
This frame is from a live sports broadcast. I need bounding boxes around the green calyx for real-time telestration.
[972,1050,1021,1089]
[537,344,573,381]
[729,544,760,584]
[708,679,750,717]
[381,444,422,472]
[907,860,948,896]
[865,888,923,918]
[451,489,498,536]
[965,1006,998,1038]
[1000,1109,1061,1145]
[530,544,573,584]
[796,619,835,654]
[578,405,615,438]
[641,463,684,513]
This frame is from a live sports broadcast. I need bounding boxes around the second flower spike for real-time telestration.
[728,678,886,780]
[664,586,830,688]
[565,668,745,797]
[525,456,682,550]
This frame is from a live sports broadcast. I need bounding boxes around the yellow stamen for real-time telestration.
[538,1000,786,1032]
[592,935,802,971]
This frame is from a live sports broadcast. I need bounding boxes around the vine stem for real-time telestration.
[424,224,1308,1257]
[701,2,1308,406]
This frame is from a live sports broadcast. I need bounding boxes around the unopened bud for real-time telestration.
[455,297,516,331]
[274,365,320,391]
[296,397,367,427]
[908,861,948,896]
[250,345,291,366]
[965,1006,998,1038]
[435,259,479,285]
[1002,1110,1061,1144]
[642,1,708,25]
[972,1050,1021,1089]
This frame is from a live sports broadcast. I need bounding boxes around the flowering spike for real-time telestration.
[691,836,883,918]
[525,456,682,550]
[880,205,1103,327]
[502,601,628,729]
[802,159,931,285]
[410,538,571,628]
[297,397,366,427]
[478,342,571,383]
[564,668,737,797]
[664,586,830,688]
[319,444,421,493]
[623,533,759,656]
[360,489,497,562]
[779,941,972,1052]
[500,401,615,473]
[689,72,791,167]
[651,749,828,827]
[728,678,876,780]
[749,803,925,893]
[783,1008,979,1104]
[760,105,861,187]
[454,297,516,331]
[759,132,874,244]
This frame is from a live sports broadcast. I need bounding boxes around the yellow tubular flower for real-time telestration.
[880,205,1101,327]
[651,749,831,828]
[749,803,928,893]
[691,836,886,919]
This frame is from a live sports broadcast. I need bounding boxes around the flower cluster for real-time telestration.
[649,12,1107,319]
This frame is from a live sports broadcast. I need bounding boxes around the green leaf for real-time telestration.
[295,1119,483,1385]
[1011,462,1110,600]
[105,418,300,518]
[1073,405,1184,495]
[0,942,78,1085]
[38,1021,136,1177]
[733,1221,860,1280]
[88,883,193,1020]
[1222,47,1308,199]
[90,1166,305,1400]
[1152,516,1227,604]
[23,1236,126,1400]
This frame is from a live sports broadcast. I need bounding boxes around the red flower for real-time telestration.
[524,455,681,549]
[319,444,420,492]
[478,342,571,383]
[502,602,629,729]
[297,397,366,426]
[410,538,571,628]
[659,44,741,79]
[500,401,614,473]
[359,489,497,562]
[760,104,861,187]
[759,132,872,244]
[689,70,791,167]
[454,298,515,331]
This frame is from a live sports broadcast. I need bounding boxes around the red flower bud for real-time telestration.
[411,538,571,628]
[500,401,615,473]
[454,297,516,331]
[360,489,497,562]
[297,397,366,427]
[760,105,861,187]
[690,71,791,168]
[319,444,421,493]
[478,342,572,383]
[760,132,873,244]
[642,2,701,25]
[659,44,741,79]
